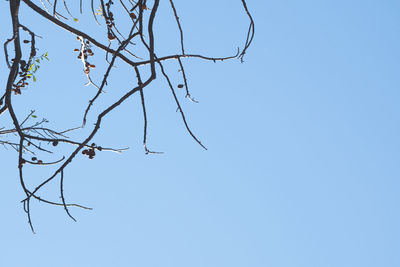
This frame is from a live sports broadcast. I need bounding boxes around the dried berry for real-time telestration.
[108,32,116,40]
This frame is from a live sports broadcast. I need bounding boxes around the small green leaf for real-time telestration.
[36,59,40,63]
[31,115,37,118]
[33,76,36,82]
[28,64,34,72]
[73,18,79,22]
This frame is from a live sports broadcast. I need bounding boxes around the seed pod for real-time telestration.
[107,30,116,40]
[74,48,79,52]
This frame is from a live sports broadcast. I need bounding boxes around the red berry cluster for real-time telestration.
[129,3,147,20]
[82,143,102,159]
[31,157,43,164]
[12,60,30,95]
[74,39,96,75]
[105,1,116,40]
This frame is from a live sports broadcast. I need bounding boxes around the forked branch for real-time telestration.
[3,0,254,232]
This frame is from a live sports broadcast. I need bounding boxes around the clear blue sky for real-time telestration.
[1,1,400,266]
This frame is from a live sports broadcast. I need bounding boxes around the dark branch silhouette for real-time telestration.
[2,0,254,233]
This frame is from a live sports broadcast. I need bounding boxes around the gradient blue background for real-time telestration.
[1,1,399,266]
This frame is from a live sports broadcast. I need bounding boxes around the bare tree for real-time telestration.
[2,0,254,232]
